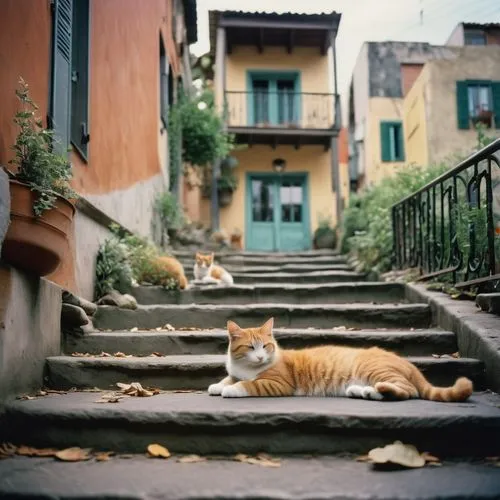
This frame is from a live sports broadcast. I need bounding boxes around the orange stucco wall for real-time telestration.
[0,0,52,166]
[71,0,176,195]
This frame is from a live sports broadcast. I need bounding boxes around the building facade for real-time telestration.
[206,10,347,251]
[0,0,197,298]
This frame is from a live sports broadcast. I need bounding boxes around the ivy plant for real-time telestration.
[9,77,76,216]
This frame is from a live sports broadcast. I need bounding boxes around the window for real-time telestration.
[159,35,169,132]
[464,30,486,46]
[70,0,90,160]
[248,72,300,126]
[456,80,500,130]
[380,121,405,162]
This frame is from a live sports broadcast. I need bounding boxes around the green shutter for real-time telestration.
[160,36,169,130]
[70,0,90,159]
[491,82,500,129]
[456,81,470,130]
[50,0,73,156]
[397,124,405,161]
[380,122,391,162]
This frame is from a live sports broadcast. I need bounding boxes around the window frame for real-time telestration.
[246,71,301,126]
[380,120,405,163]
[464,30,486,46]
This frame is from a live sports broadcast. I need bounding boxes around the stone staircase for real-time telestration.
[2,249,500,499]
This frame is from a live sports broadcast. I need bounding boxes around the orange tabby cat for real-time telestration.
[208,318,473,402]
[194,252,234,285]
[139,255,188,289]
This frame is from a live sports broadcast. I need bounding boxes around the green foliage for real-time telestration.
[217,163,239,191]
[179,90,234,167]
[9,77,76,216]
[342,162,451,273]
[168,101,182,189]
[155,191,183,230]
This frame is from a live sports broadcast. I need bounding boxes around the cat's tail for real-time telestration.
[412,369,473,402]
[179,275,188,289]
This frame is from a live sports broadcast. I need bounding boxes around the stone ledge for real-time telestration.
[406,283,500,392]
[476,293,500,315]
[1,455,499,500]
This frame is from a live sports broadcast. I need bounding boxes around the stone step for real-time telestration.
[92,303,431,330]
[171,249,340,258]
[2,456,500,500]
[131,282,406,306]
[66,328,457,357]
[222,270,366,284]
[183,263,353,275]
[45,355,485,391]
[3,391,500,456]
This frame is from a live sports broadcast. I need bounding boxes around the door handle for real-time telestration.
[81,122,90,145]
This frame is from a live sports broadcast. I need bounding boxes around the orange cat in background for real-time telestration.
[139,256,188,289]
[208,318,473,402]
[194,252,234,285]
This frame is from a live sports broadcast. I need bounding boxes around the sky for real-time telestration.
[191,0,500,100]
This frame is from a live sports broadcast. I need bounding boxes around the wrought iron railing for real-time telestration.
[392,138,500,288]
[224,91,339,130]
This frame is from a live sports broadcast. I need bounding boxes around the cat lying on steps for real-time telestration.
[208,318,473,402]
[193,252,234,285]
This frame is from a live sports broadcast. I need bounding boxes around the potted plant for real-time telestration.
[313,216,337,249]
[217,165,238,207]
[471,106,493,127]
[1,78,76,276]
[155,191,183,239]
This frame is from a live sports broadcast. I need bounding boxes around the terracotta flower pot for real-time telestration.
[1,180,75,276]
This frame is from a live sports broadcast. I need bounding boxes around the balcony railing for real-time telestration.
[224,91,339,130]
[391,138,500,288]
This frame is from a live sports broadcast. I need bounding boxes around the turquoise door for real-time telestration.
[246,174,310,251]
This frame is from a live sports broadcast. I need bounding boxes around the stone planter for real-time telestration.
[218,188,233,208]
[1,180,75,276]
[314,229,337,249]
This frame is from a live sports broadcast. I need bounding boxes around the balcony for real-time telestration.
[224,91,340,149]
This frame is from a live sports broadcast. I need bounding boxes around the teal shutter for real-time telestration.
[50,0,73,156]
[160,37,169,130]
[380,122,391,162]
[70,0,90,159]
[491,82,500,129]
[456,81,470,130]
[396,124,405,161]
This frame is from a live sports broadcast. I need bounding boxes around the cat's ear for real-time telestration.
[260,317,274,336]
[227,320,242,339]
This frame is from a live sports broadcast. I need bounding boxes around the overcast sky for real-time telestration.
[191,0,500,98]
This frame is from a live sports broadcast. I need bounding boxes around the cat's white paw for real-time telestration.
[361,386,384,401]
[346,385,364,398]
[208,383,225,396]
[221,384,248,398]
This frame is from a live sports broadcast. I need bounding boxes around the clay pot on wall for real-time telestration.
[1,180,75,276]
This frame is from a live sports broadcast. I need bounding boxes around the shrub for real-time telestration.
[155,191,183,230]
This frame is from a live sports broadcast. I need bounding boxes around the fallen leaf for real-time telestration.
[355,454,372,462]
[16,395,36,400]
[114,352,127,358]
[421,452,440,463]
[95,393,127,403]
[233,452,281,468]
[0,443,17,458]
[95,451,115,462]
[431,354,440,358]
[55,447,92,462]
[37,390,48,396]
[178,327,201,331]
[332,326,347,331]
[151,352,163,357]
[177,454,207,463]
[147,444,170,458]
[130,327,138,332]
[163,324,175,331]
[451,352,460,358]
[368,441,425,468]
[43,389,67,395]
[16,446,58,457]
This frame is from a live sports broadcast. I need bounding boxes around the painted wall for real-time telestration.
[424,46,500,164]
[219,145,335,248]
[403,65,430,167]
[363,97,406,187]
[0,0,52,166]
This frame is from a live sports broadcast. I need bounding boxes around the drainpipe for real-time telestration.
[211,25,226,231]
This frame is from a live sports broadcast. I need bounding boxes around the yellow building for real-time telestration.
[205,10,347,251]
[404,45,500,166]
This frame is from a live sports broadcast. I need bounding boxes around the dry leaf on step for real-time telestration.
[130,327,138,332]
[95,451,115,462]
[431,354,440,358]
[368,441,425,468]
[16,395,37,401]
[177,454,206,463]
[421,452,440,463]
[147,444,171,458]
[0,443,17,458]
[16,445,58,457]
[95,393,127,403]
[355,454,372,462]
[71,352,91,357]
[151,352,163,357]
[451,352,460,358]
[234,452,281,468]
[163,324,175,331]
[100,352,112,357]
[178,327,201,331]
[113,352,130,358]
[55,447,92,462]
[116,382,154,397]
